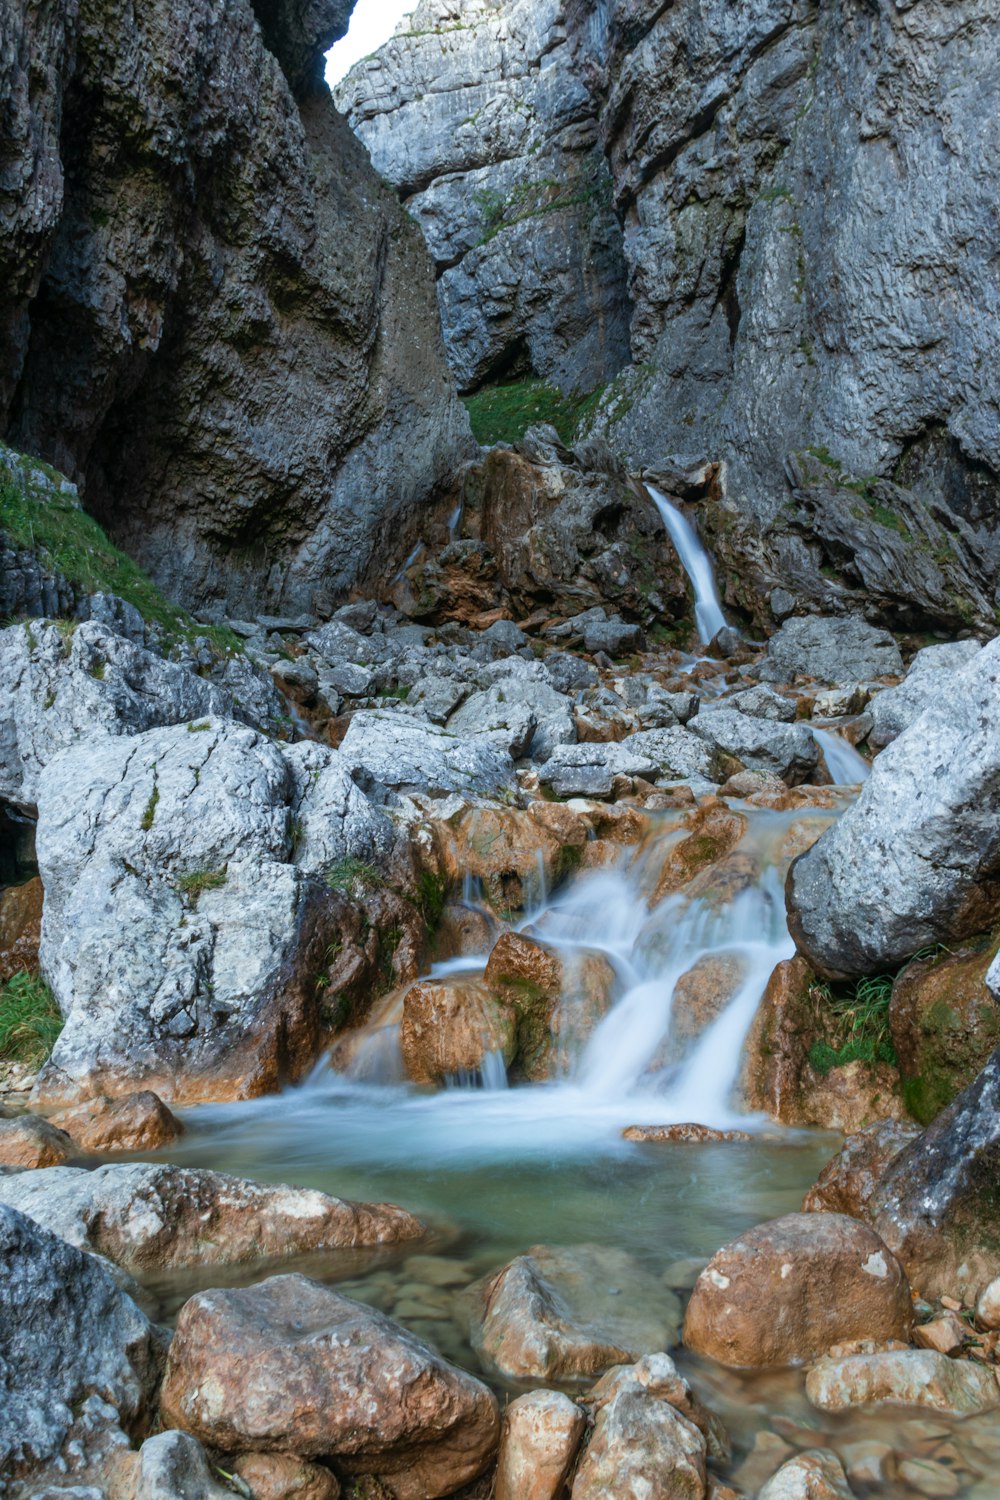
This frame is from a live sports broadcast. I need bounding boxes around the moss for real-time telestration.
[177,867,228,900]
[417,870,447,933]
[141,781,160,832]
[0,971,63,1068]
[462,379,606,448]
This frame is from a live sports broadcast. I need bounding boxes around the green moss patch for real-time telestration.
[462,380,605,448]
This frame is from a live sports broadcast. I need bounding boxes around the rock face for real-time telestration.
[1,0,470,615]
[682,1213,912,1368]
[0,1163,422,1271]
[568,0,1000,631]
[889,940,1000,1124]
[754,616,902,687]
[0,1203,165,1492]
[787,638,1000,978]
[336,0,631,396]
[159,1275,500,1500]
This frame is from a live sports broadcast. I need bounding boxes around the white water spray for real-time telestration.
[646,483,728,644]
[811,726,870,785]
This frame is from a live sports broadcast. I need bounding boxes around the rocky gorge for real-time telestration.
[3,1,1000,1498]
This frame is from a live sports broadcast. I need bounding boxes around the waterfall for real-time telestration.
[811,726,870,785]
[646,483,728,645]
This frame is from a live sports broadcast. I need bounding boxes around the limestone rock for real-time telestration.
[787,639,1000,977]
[232,1452,340,1500]
[495,1390,586,1500]
[0,1113,75,1169]
[586,1354,730,1466]
[159,1275,500,1500]
[571,1372,706,1500]
[540,741,660,799]
[620,727,719,783]
[48,1092,183,1155]
[470,1244,682,1382]
[690,707,819,784]
[802,1119,923,1221]
[889,940,1000,1124]
[869,641,983,748]
[806,1349,1000,1417]
[0,1203,164,1492]
[339,709,515,799]
[755,617,903,686]
[0,1163,422,1272]
[757,1450,855,1500]
[683,1213,912,1368]
[128,1430,234,1500]
[399,977,517,1086]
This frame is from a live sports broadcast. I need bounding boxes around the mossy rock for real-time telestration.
[890,938,1000,1125]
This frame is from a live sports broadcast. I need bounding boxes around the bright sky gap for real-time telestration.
[325,0,417,86]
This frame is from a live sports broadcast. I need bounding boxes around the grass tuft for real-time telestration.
[0,971,64,1068]
[462,380,605,448]
[325,857,385,896]
[176,868,228,899]
[809,972,897,1075]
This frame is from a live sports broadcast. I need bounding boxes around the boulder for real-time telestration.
[889,941,1000,1124]
[469,1244,682,1382]
[0,875,43,982]
[787,639,1000,977]
[159,1275,500,1500]
[125,1430,234,1500]
[0,1163,422,1272]
[399,977,517,1085]
[802,1119,922,1221]
[571,1369,706,1500]
[619,727,719,783]
[339,709,515,799]
[484,931,617,1079]
[650,801,747,903]
[757,1450,855,1500]
[728,684,798,722]
[539,741,660,799]
[49,1092,182,1154]
[689,708,819,784]
[0,1203,164,1491]
[806,1349,1000,1416]
[587,1354,729,1464]
[429,799,590,914]
[0,1113,75,1168]
[446,686,538,759]
[757,616,903,686]
[653,954,746,1066]
[976,1276,1000,1330]
[232,1452,340,1500]
[869,640,982,747]
[495,1390,586,1500]
[682,1213,912,1367]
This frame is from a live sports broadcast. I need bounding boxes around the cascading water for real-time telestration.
[646,483,728,645]
[812,726,870,784]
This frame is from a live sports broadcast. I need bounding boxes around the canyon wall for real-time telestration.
[0,0,473,616]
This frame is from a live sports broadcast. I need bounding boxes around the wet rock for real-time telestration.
[433,904,500,962]
[484,931,616,1080]
[587,1353,730,1464]
[889,940,1000,1124]
[340,709,515,799]
[470,1244,682,1383]
[0,1163,422,1272]
[429,798,593,913]
[787,638,1000,978]
[0,875,43,982]
[757,1450,855,1500]
[806,1349,1000,1417]
[48,1092,182,1154]
[651,802,747,902]
[399,977,517,1086]
[623,1124,751,1144]
[683,1213,912,1368]
[495,1390,586,1500]
[756,616,903,686]
[0,1113,75,1168]
[540,741,660,799]
[159,1275,499,1500]
[869,641,983,748]
[571,1365,706,1500]
[0,1203,165,1492]
[690,708,819,784]
[232,1452,340,1500]
[802,1119,923,1221]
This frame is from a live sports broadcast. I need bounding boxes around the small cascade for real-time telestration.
[645,482,728,644]
[811,726,870,785]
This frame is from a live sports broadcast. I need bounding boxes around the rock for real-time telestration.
[571,1369,706,1500]
[587,1354,729,1464]
[0,875,43,983]
[757,1450,855,1500]
[31,719,364,1105]
[232,1452,340,1500]
[446,686,538,758]
[869,641,983,747]
[620,727,719,783]
[729,684,798,722]
[756,617,903,685]
[977,1277,1000,1330]
[159,1275,500,1500]
[495,1390,586,1500]
[623,1124,751,1144]
[545,652,599,695]
[583,617,644,656]
[806,1349,1000,1417]
[128,1430,234,1500]
[0,1203,164,1491]
[3,0,470,616]
[912,1312,967,1355]
[0,1114,75,1168]
[690,707,819,783]
[889,941,1000,1124]
[802,1119,923,1221]
[409,675,472,725]
[787,639,1000,977]
[48,1092,183,1154]
[429,800,588,914]
[0,1163,422,1272]
[484,931,616,1079]
[339,709,515,799]
[651,801,747,902]
[539,741,660,799]
[399,977,517,1085]
[469,1244,681,1383]
[682,1213,912,1368]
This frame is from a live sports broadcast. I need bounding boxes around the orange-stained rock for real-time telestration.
[801,1119,922,1219]
[0,1112,75,1168]
[805,1348,1000,1417]
[650,800,747,904]
[49,1091,182,1154]
[682,1213,912,1368]
[658,953,746,1066]
[232,1452,340,1500]
[429,802,589,915]
[888,940,1000,1124]
[495,1390,585,1500]
[571,1364,706,1500]
[757,1451,855,1500]
[484,931,616,1080]
[622,1124,751,1144]
[586,1354,729,1464]
[399,977,517,1085]
[160,1275,500,1500]
[432,903,501,962]
[0,877,43,982]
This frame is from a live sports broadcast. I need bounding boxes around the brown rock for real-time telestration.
[657,953,746,1066]
[470,1244,682,1383]
[586,1354,729,1464]
[484,931,616,1081]
[159,1275,500,1500]
[432,903,501,963]
[495,1390,586,1500]
[805,1348,1000,1416]
[976,1276,1000,1330]
[650,800,747,904]
[682,1212,912,1368]
[399,976,516,1086]
[232,1453,340,1500]
[757,1450,855,1499]
[571,1373,706,1500]
[801,1118,921,1217]
[49,1091,182,1154]
[0,877,43,982]
[622,1124,751,1144]
[912,1312,967,1355]
[430,802,589,916]
[0,1112,75,1168]
[889,941,1000,1124]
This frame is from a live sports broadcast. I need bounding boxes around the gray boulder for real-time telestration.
[788,638,1000,976]
[539,742,659,800]
[728,683,798,723]
[339,709,516,799]
[619,727,718,783]
[447,687,537,759]
[582,617,644,657]
[690,707,819,784]
[0,1204,164,1494]
[130,1430,233,1500]
[451,674,577,762]
[869,639,984,747]
[757,616,903,685]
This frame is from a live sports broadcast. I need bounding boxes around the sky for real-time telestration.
[325,0,417,86]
